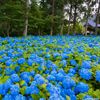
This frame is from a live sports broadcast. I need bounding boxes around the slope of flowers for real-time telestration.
[0,36,100,100]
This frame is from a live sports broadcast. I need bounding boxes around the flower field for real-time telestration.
[0,36,100,100]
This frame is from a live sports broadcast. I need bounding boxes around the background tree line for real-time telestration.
[0,0,100,36]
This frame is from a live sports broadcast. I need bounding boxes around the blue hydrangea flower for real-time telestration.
[0,84,4,95]
[58,69,66,76]
[31,86,40,94]
[30,71,35,77]
[51,70,57,77]
[20,72,31,83]
[70,95,76,100]
[27,59,33,66]
[62,76,76,89]
[79,68,92,80]
[10,85,19,96]
[83,95,93,100]
[4,79,12,91]
[68,68,76,74]
[5,68,16,75]
[3,56,10,61]
[78,47,84,53]
[56,73,64,82]
[17,58,25,64]
[45,54,50,58]
[96,70,100,82]
[15,66,20,72]
[82,61,91,69]
[90,55,97,60]
[61,53,68,59]
[10,74,20,83]
[15,94,26,100]
[39,98,45,100]
[31,81,37,86]
[49,93,65,100]
[45,70,50,74]
[52,64,58,70]
[61,89,67,97]
[74,82,89,94]
[26,96,33,100]
[3,94,14,100]
[25,86,39,94]
[34,74,45,85]
[70,60,77,66]
[53,53,60,58]
[60,60,67,67]
[46,60,53,68]
[65,89,75,96]
[0,50,5,55]
[5,59,12,66]
[47,75,56,81]
[67,73,75,77]
[46,83,58,94]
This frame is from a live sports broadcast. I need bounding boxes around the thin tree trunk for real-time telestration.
[85,18,88,36]
[68,5,72,35]
[2,31,5,37]
[95,1,100,35]
[23,0,29,36]
[85,1,91,36]
[38,28,41,36]
[50,0,55,36]
[60,5,64,35]
[73,5,77,35]
[60,23,64,35]
[7,24,10,37]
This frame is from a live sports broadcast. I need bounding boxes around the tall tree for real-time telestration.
[72,0,84,34]
[50,0,55,35]
[67,4,72,35]
[23,0,30,36]
[0,0,24,36]
[60,0,67,35]
[84,0,96,35]
[95,0,100,35]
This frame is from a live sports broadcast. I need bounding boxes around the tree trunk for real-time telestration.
[60,23,64,35]
[60,5,64,35]
[95,1,100,35]
[68,5,72,35]
[73,5,77,35]
[85,18,88,36]
[7,24,10,37]
[85,1,91,36]
[38,28,41,36]
[23,0,29,37]
[50,0,55,36]
[23,17,28,36]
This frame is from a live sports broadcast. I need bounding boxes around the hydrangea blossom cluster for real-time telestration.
[0,36,100,100]
[79,68,92,80]
[95,70,100,82]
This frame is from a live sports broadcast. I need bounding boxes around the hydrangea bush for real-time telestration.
[0,36,100,100]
